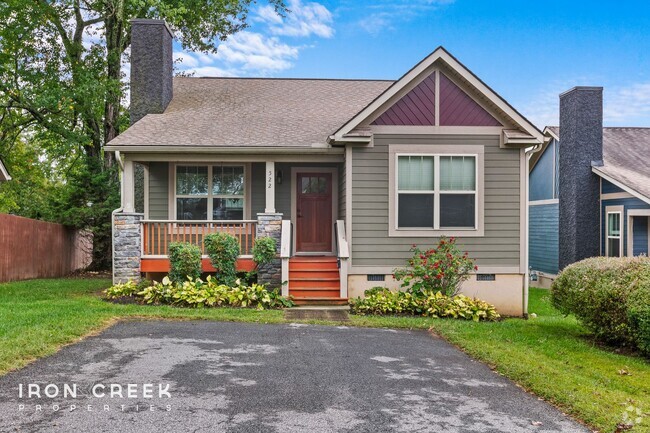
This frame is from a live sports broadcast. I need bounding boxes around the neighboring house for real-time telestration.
[529,87,650,287]
[0,157,10,182]
[107,19,545,315]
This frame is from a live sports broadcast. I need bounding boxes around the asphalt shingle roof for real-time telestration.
[109,77,394,148]
[547,126,650,201]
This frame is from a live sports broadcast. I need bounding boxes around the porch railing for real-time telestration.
[141,220,257,256]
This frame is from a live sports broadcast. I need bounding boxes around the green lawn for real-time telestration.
[1,278,648,432]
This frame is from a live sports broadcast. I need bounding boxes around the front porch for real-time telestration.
[113,155,350,303]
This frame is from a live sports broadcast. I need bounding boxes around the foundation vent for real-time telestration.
[476,274,496,282]
[367,274,386,282]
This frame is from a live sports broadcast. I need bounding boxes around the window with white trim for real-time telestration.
[175,165,245,221]
[606,211,622,257]
[396,154,477,229]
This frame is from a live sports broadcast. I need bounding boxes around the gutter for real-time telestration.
[111,150,124,285]
[523,142,544,317]
[104,145,345,155]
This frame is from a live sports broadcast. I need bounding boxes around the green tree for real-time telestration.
[0,0,285,269]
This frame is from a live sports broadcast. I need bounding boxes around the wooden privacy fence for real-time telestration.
[0,214,92,282]
[142,220,257,256]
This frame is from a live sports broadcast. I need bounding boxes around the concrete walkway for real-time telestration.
[0,321,589,432]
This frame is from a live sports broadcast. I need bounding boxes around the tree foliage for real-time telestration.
[0,0,285,269]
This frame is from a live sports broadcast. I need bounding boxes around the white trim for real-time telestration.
[627,210,650,257]
[345,146,353,267]
[290,167,339,255]
[124,153,344,163]
[0,158,10,181]
[593,167,650,205]
[605,205,624,258]
[265,161,276,213]
[370,125,503,135]
[348,265,522,275]
[123,160,135,213]
[601,192,634,200]
[529,199,559,206]
[170,163,251,221]
[332,47,543,144]
[143,164,150,219]
[388,144,485,237]
[107,146,345,155]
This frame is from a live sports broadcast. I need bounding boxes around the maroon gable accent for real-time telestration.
[439,73,501,126]
[372,73,435,126]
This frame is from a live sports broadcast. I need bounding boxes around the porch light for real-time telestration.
[276,170,283,185]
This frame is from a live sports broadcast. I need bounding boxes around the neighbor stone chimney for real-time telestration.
[130,19,173,124]
[558,86,603,270]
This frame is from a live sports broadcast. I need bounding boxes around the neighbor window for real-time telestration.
[396,154,477,230]
[175,165,245,221]
[606,211,622,257]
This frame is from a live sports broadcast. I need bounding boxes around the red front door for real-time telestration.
[296,173,332,253]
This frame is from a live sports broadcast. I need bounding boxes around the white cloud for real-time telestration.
[256,0,334,38]
[173,0,333,77]
[358,0,455,35]
[520,81,650,129]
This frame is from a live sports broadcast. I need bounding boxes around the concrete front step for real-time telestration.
[291,297,349,306]
[284,305,350,321]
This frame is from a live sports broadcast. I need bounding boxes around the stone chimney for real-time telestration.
[130,19,173,124]
[558,86,603,270]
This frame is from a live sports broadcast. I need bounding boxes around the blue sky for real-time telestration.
[173,0,650,128]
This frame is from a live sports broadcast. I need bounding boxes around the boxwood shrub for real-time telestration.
[204,232,240,286]
[168,242,202,284]
[551,256,650,355]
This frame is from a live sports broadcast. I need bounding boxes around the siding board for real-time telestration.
[529,203,559,274]
[351,134,521,267]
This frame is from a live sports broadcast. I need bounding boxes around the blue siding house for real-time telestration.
[528,87,650,286]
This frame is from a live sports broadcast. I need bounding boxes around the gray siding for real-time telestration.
[148,162,169,219]
[351,134,521,267]
[529,203,559,274]
[529,139,556,201]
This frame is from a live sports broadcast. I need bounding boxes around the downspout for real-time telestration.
[111,151,124,284]
[523,142,545,317]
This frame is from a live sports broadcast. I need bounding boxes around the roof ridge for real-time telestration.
[174,76,395,82]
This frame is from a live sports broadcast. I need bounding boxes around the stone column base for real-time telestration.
[113,212,143,284]
[256,213,283,288]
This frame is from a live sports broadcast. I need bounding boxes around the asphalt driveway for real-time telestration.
[0,320,589,433]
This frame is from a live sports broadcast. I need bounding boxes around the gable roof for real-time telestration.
[331,46,544,145]
[106,78,392,150]
[536,126,650,203]
[0,157,10,182]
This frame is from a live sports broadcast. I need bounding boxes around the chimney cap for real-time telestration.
[130,19,174,38]
[559,86,603,98]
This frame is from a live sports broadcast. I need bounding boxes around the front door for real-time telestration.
[296,172,332,253]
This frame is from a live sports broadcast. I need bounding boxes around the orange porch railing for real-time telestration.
[141,220,257,256]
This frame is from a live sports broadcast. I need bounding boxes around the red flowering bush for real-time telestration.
[393,237,476,297]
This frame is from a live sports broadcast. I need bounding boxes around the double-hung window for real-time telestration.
[606,210,622,257]
[390,145,483,237]
[175,165,245,221]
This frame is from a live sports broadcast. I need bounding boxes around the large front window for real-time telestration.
[175,165,245,220]
[397,154,477,229]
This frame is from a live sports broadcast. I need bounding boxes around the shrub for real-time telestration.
[627,288,650,356]
[105,280,139,298]
[135,276,293,310]
[204,232,240,286]
[551,256,650,350]
[168,242,202,284]
[393,237,476,297]
[349,287,499,322]
[252,236,277,267]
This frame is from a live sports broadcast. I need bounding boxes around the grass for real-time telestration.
[1,278,648,432]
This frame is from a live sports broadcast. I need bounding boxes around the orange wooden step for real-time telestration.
[289,260,338,271]
[291,290,341,299]
[289,269,339,279]
[289,278,339,289]
[289,256,337,262]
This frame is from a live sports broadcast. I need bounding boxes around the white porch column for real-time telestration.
[265,160,276,213]
[122,159,136,213]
